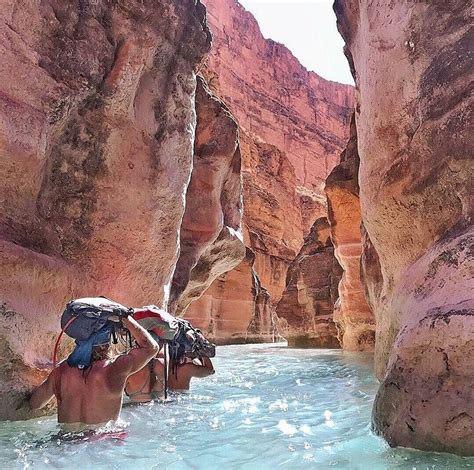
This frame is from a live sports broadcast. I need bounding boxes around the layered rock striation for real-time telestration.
[276,218,343,348]
[335,0,473,455]
[0,0,243,420]
[325,115,375,351]
[185,0,354,341]
[185,249,276,345]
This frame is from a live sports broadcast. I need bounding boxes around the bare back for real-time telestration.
[56,360,125,429]
[29,317,159,430]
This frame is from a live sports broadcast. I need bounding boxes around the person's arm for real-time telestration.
[109,317,159,379]
[188,356,215,378]
[29,373,55,410]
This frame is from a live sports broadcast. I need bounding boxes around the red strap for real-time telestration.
[52,315,77,403]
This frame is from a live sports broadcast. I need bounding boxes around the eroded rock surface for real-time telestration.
[335,0,473,454]
[325,115,375,351]
[0,0,213,420]
[187,0,354,341]
[185,249,276,344]
[169,76,245,315]
[276,218,343,348]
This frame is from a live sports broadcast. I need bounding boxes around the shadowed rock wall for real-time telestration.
[169,76,246,315]
[334,0,473,455]
[325,115,375,351]
[276,218,343,348]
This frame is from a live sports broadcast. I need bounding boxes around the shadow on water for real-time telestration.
[0,344,473,469]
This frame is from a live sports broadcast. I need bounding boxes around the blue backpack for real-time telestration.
[60,297,132,341]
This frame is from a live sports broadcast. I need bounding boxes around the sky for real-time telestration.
[238,0,354,85]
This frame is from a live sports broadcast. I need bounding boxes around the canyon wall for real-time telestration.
[169,76,246,314]
[276,218,343,348]
[325,115,375,351]
[335,0,473,455]
[0,0,242,420]
[185,0,354,341]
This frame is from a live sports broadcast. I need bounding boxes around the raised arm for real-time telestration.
[29,372,55,410]
[189,356,215,378]
[109,317,159,380]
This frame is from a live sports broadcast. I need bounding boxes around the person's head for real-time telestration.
[67,325,112,369]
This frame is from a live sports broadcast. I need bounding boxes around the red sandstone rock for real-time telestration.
[169,76,246,314]
[276,218,343,347]
[192,0,354,342]
[0,0,212,420]
[185,250,276,344]
[325,115,375,351]
[335,0,473,455]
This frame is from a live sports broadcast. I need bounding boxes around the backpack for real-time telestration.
[132,306,180,341]
[60,297,132,341]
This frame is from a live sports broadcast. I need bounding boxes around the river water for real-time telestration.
[0,344,472,469]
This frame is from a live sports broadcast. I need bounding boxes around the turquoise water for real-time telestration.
[0,344,472,469]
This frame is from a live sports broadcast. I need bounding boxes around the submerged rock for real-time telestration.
[335,0,473,455]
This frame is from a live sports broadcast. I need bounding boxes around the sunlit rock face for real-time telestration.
[185,249,275,345]
[276,218,343,348]
[335,0,473,455]
[189,0,354,342]
[0,0,213,420]
[169,76,246,315]
[325,115,375,351]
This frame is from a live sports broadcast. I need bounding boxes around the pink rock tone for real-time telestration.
[169,76,246,315]
[325,115,375,351]
[276,218,343,348]
[189,0,354,342]
[185,250,276,345]
[0,0,217,420]
[202,0,354,194]
[335,0,473,455]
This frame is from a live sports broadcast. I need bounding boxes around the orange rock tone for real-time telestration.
[169,76,246,314]
[335,0,473,455]
[276,218,343,348]
[186,0,354,341]
[325,115,375,351]
[0,0,234,420]
[185,249,276,345]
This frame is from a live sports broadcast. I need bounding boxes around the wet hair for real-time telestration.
[91,343,111,363]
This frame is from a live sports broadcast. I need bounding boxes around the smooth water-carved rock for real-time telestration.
[325,115,375,351]
[185,249,276,344]
[191,0,353,337]
[170,76,246,315]
[335,0,473,455]
[276,218,343,347]
[0,0,213,420]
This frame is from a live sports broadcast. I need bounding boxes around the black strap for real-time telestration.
[111,323,118,344]
[163,343,168,400]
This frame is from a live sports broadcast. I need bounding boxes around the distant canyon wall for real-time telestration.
[335,0,473,455]
[185,0,354,342]
[276,218,343,348]
[0,0,242,420]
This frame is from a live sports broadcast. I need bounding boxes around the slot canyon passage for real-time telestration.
[0,0,472,467]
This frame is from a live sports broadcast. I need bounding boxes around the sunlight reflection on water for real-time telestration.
[0,344,473,469]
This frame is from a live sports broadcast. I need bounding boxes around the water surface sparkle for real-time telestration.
[0,344,472,469]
